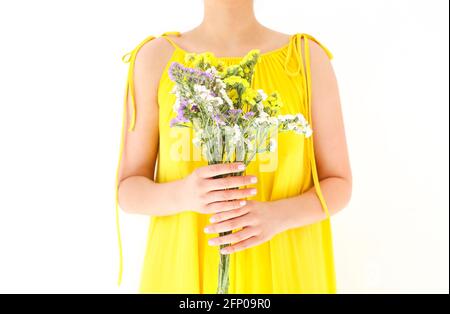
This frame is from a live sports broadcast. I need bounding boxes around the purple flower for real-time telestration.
[170,99,190,127]
[213,114,226,126]
[170,115,189,128]
[228,109,243,116]
[177,99,188,115]
[170,117,180,127]
[244,111,256,119]
[168,61,215,85]
[203,72,214,80]
[168,62,184,81]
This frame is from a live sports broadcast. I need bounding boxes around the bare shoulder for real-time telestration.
[298,35,335,85]
[132,36,176,82]
[298,35,332,64]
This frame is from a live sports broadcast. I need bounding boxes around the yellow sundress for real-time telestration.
[116,31,336,293]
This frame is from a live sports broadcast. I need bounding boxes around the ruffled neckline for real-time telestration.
[167,34,294,61]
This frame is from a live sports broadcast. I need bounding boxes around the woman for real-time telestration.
[116,0,352,293]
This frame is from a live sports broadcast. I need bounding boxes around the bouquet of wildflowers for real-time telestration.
[168,50,312,294]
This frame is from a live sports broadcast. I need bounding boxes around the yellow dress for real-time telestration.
[116,31,336,293]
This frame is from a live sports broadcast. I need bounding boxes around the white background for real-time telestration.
[0,0,448,293]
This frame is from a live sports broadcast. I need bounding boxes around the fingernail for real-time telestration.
[204,226,211,233]
[250,176,257,184]
[209,216,216,223]
[240,200,246,206]
[208,239,216,245]
[250,188,257,195]
[238,164,245,171]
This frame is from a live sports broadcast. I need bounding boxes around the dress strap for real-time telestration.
[284,33,333,77]
[288,33,332,219]
[116,31,179,286]
[121,31,180,132]
[121,34,156,131]
[160,31,182,49]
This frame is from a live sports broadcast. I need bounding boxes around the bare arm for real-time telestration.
[117,37,185,216]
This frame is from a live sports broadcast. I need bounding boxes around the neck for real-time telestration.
[197,0,262,45]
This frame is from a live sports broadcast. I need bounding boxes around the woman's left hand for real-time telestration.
[204,200,286,254]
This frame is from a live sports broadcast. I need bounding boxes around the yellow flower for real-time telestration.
[241,49,260,65]
[242,88,258,105]
[223,75,250,89]
[227,89,239,102]
[263,91,283,113]
[202,52,217,67]
[184,53,196,64]
[226,65,245,77]
[184,51,224,71]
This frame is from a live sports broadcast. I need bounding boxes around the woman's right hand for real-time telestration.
[180,162,258,214]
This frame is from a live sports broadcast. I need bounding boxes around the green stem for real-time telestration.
[216,239,231,294]
[209,161,244,294]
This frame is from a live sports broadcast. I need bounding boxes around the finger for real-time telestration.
[204,200,248,215]
[209,204,250,222]
[220,236,262,254]
[208,227,257,246]
[196,162,245,178]
[206,175,257,191]
[206,187,257,203]
[204,213,256,234]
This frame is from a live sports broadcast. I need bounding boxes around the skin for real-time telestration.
[118,0,352,254]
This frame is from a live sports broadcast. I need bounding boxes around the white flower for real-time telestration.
[257,89,267,100]
[254,117,268,125]
[259,111,269,119]
[194,84,208,95]
[295,113,307,125]
[220,89,234,107]
[269,138,277,152]
[256,101,264,112]
[268,116,278,126]
[173,98,180,112]
[232,125,242,144]
[216,78,226,89]
[304,126,313,138]
[193,136,202,147]
[214,97,224,105]
[206,67,217,75]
